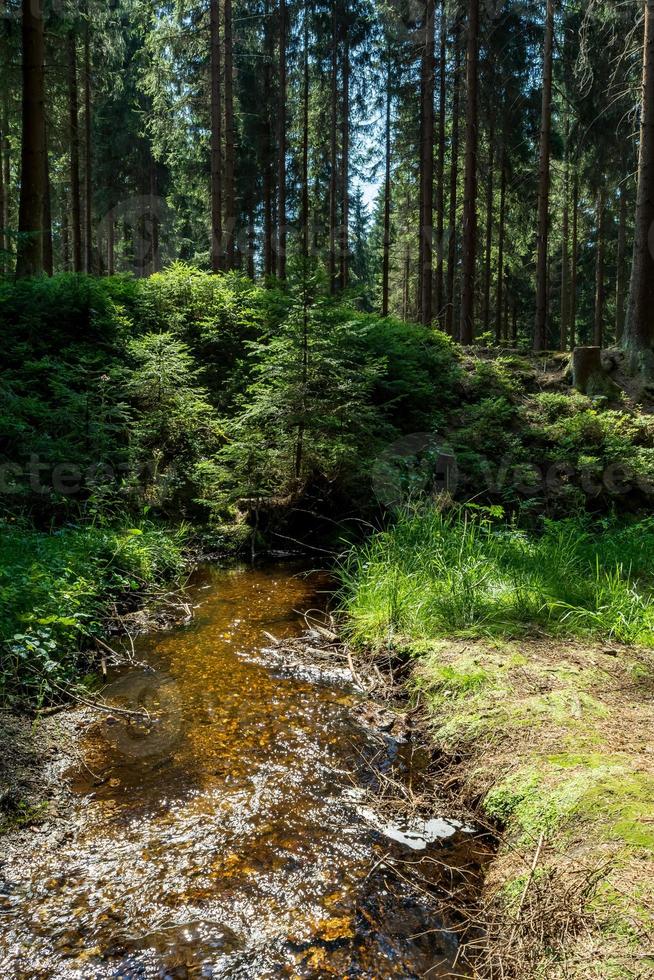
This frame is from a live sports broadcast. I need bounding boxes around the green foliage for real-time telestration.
[0,520,186,707]
[124,332,224,514]
[215,282,384,505]
[0,267,463,524]
[213,280,461,510]
[340,509,654,647]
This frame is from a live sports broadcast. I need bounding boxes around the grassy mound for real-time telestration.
[340,509,654,977]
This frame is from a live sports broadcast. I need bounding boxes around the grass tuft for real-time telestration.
[339,509,654,648]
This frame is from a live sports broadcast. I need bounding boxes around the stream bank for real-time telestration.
[0,562,492,978]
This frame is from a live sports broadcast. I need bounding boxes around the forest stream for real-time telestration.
[1,563,488,979]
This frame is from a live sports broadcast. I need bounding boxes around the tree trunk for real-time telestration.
[301,0,310,260]
[435,0,446,324]
[62,203,70,271]
[0,111,5,274]
[534,0,554,350]
[571,171,579,349]
[277,0,287,280]
[210,0,223,272]
[560,123,570,351]
[495,147,506,343]
[445,34,461,337]
[67,31,82,273]
[625,0,654,365]
[402,244,410,321]
[573,346,612,396]
[17,0,46,277]
[483,111,494,333]
[2,94,10,267]
[419,0,435,325]
[263,0,274,278]
[246,204,255,277]
[224,0,236,269]
[593,185,605,348]
[43,120,52,275]
[149,153,160,274]
[107,215,114,275]
[83,16,92,273]
[616,182,627,343]
[381,47,392,316]
[328,3,338,293]
[340,21,350,291]
[459,0,480,345]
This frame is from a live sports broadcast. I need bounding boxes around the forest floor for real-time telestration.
[401,635,654,979]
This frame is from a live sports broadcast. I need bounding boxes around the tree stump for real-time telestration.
[572,346,614,397]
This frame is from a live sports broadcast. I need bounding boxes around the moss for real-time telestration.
[583,773,654,850]
[484,759,654,852]
[0,799,48,834]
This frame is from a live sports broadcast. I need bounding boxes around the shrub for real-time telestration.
[0,520,186,707]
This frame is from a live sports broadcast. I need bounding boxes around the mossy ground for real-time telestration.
[409,636,654,978]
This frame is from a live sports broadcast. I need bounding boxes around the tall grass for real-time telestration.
[339,510,654,648]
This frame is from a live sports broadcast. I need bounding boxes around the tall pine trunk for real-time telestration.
[560,120,570,350]
[482,111,494,333]
[445,34,461,337]
[67,31,82,273]
[301,0,310,259]
[435,0,446,324]
[0,109,6,273]
[459,0,480,345]
[210,0,223,272]
[419,0,435,325]
[277,0,287,280]
[625,0,654,364]
[340,20,350,291]
[43,120,52,275]
[224,0,236,269]
[263,0,274,277]
[495,147,506,342]
[593,185,605,348]
[2,95,9,252]
[381,48,392,317]
[328,4,338,293]
[534,0,554,350]
[616,182,627,342]
[570,172,579,349]
[149,153,160,274]
[83,17,92,273]
[17,0,46,277]
[107,215,114,275]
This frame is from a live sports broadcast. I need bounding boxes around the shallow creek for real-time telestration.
[1,563,487,978]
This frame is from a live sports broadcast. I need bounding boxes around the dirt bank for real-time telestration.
[341,632,654,979]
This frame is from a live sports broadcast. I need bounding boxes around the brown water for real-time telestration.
[1,563,484,978]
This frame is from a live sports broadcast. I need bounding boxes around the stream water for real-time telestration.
[1,563,486,979]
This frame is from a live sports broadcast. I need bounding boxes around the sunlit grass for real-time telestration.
[339,510,654,648]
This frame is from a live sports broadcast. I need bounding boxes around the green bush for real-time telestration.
[0,520,186,707]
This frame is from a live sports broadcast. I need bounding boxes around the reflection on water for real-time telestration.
[1,563,483,978]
